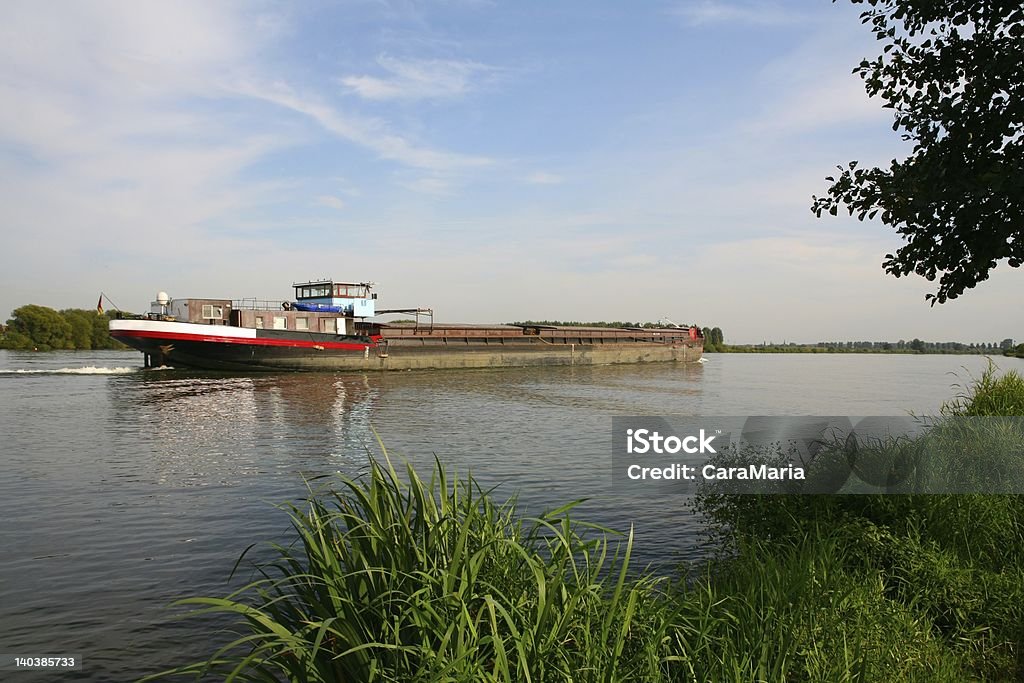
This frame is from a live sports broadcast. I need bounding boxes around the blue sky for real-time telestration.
[1,0,1019,344]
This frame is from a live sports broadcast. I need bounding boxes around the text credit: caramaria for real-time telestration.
[626,463,806,480]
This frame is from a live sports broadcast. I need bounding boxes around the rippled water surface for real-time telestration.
[1,349,1019,680]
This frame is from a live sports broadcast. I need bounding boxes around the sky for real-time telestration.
[0,0,1019,345]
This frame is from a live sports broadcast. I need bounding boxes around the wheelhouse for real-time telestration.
[293,280,376,317]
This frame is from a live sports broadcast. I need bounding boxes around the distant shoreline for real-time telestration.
[709,345,1023,357]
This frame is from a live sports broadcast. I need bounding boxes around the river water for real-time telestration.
[1,350,1020,680]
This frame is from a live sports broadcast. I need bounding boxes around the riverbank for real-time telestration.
[150,364,1024,681]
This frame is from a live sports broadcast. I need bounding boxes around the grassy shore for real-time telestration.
[149,365,1024,682]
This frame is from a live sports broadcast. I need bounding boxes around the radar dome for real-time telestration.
[156,291,170,305]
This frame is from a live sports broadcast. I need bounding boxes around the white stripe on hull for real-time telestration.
[110,319,257,339]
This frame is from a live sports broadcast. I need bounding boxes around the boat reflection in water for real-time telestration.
[108,370,380,490]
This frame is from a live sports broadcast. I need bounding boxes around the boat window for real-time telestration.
[297,284,342,299]
[296,317,309,331]
[321,318,336,333]
[337,285,365,298]
[255,316,264,329]
[202,304,223,319]
[273,316,287,330]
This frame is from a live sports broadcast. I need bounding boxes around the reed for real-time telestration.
[145,448,679,682]
[943,361,1024,417]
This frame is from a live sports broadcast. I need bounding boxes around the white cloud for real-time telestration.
[0,1,248,88]
[400,176,454,195]
[328,177,363,198]
[525,171,564,185]
[737,25,893,135]
[744,73,889,134]
[341,55,498,101]
[234,80,494,171]
[0,4,278,234]
[315,195,346,210]
[672,1,804,27]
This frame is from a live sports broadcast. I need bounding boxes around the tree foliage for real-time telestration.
[812,0,1024,304]
[6,305,73,350]
[2,305,124,351]
[701,326,714,352]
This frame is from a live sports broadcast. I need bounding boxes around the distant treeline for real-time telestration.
[507,322,1020,357]
[718,339,1021,356]
[814,339,1018,353]
[0,305,125,351]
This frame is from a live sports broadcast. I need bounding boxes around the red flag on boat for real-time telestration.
[97,294,104,315]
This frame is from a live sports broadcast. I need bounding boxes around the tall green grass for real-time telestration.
[671,529,969,682]
[943,361,1024,417]
[146,452,680,682]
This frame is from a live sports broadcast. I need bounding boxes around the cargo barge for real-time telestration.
[108,280,704,371]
